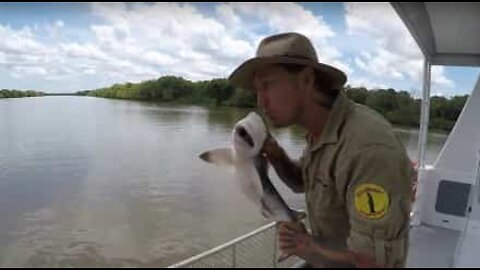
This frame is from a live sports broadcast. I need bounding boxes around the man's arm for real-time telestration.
[262,135,304,193]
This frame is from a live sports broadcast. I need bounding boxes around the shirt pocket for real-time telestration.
[313,167,348,212]
[311,170,335,209]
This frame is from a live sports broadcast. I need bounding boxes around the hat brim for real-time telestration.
[228,56,347,91]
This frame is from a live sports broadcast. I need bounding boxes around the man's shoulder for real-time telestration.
[340,102,401,152]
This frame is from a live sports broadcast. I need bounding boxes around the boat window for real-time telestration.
[435,180,471,217]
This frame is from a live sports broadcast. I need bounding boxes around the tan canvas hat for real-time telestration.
[229,32,347,91]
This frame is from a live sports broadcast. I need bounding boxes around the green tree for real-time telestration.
[204,79,235,106]
[227,87,256,108]
[83,74,468,132]
[345,85,368,104]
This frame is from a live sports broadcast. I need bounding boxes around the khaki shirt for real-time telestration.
[300,91,413,267]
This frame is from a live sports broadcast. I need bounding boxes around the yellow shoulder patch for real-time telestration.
[354,183,389,219]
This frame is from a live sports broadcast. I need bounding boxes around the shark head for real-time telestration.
[198,111,302,229]
[232,112,267,159]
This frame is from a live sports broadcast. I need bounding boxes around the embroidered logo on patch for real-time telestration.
[354,184,389,219]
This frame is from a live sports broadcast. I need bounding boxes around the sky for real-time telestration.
[0,2,478,95]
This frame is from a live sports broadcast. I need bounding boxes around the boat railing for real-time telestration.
[168,216,307,268]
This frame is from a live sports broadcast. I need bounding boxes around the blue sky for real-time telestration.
[0,2,478,95]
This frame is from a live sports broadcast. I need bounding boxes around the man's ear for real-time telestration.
[299,67,316,90]
[297,67,315,98]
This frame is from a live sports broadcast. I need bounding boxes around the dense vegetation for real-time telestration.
[344,86,468,131]
[87,76,253,108]
[2,76,466,132]
[0,89,44,98]
[86,76,467,132]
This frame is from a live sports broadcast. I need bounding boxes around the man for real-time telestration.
[228,32,413,267]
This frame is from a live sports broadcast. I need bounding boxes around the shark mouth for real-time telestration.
[236,126,254,148]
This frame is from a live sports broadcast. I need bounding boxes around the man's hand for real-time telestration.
[261,133,304,193]
[261,134,285,163]
[277,221,312,259]
[278,222,381,268]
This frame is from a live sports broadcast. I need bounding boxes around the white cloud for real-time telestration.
[0,2,347,92]
[432,66,454,89]
[13,66,47,76]
[218,3,350,72]
[142,51,177,67]
[216,4,242,32]
[86,2,254,81]
[85,2,348,82]
[83,68,96,75]
[60,43,109,61]
[348,76,388,89]
[345,2,454,92]
[55,20,64,28]
[0,25,46,55]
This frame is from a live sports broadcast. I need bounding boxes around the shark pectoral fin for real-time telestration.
[260,197,274,218]
[261,208,271,219]
[199,148,235,166]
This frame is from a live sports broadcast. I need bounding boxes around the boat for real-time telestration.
[169,2,480,267]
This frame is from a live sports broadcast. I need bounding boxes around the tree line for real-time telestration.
[86,76,255,108]
[86,76,468,132]
[1,75,468,132]
[0,89,44,98]
[344,86,468,131]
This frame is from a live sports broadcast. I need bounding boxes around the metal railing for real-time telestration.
[168,221,306,268]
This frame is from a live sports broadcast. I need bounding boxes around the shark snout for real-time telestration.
[199,152,210,162]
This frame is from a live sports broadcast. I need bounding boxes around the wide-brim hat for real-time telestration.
[229,32,347,91]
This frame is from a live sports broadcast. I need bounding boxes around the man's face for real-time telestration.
[253,64,304,127]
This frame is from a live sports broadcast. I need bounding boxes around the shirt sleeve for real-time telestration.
[336,144,413,267]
